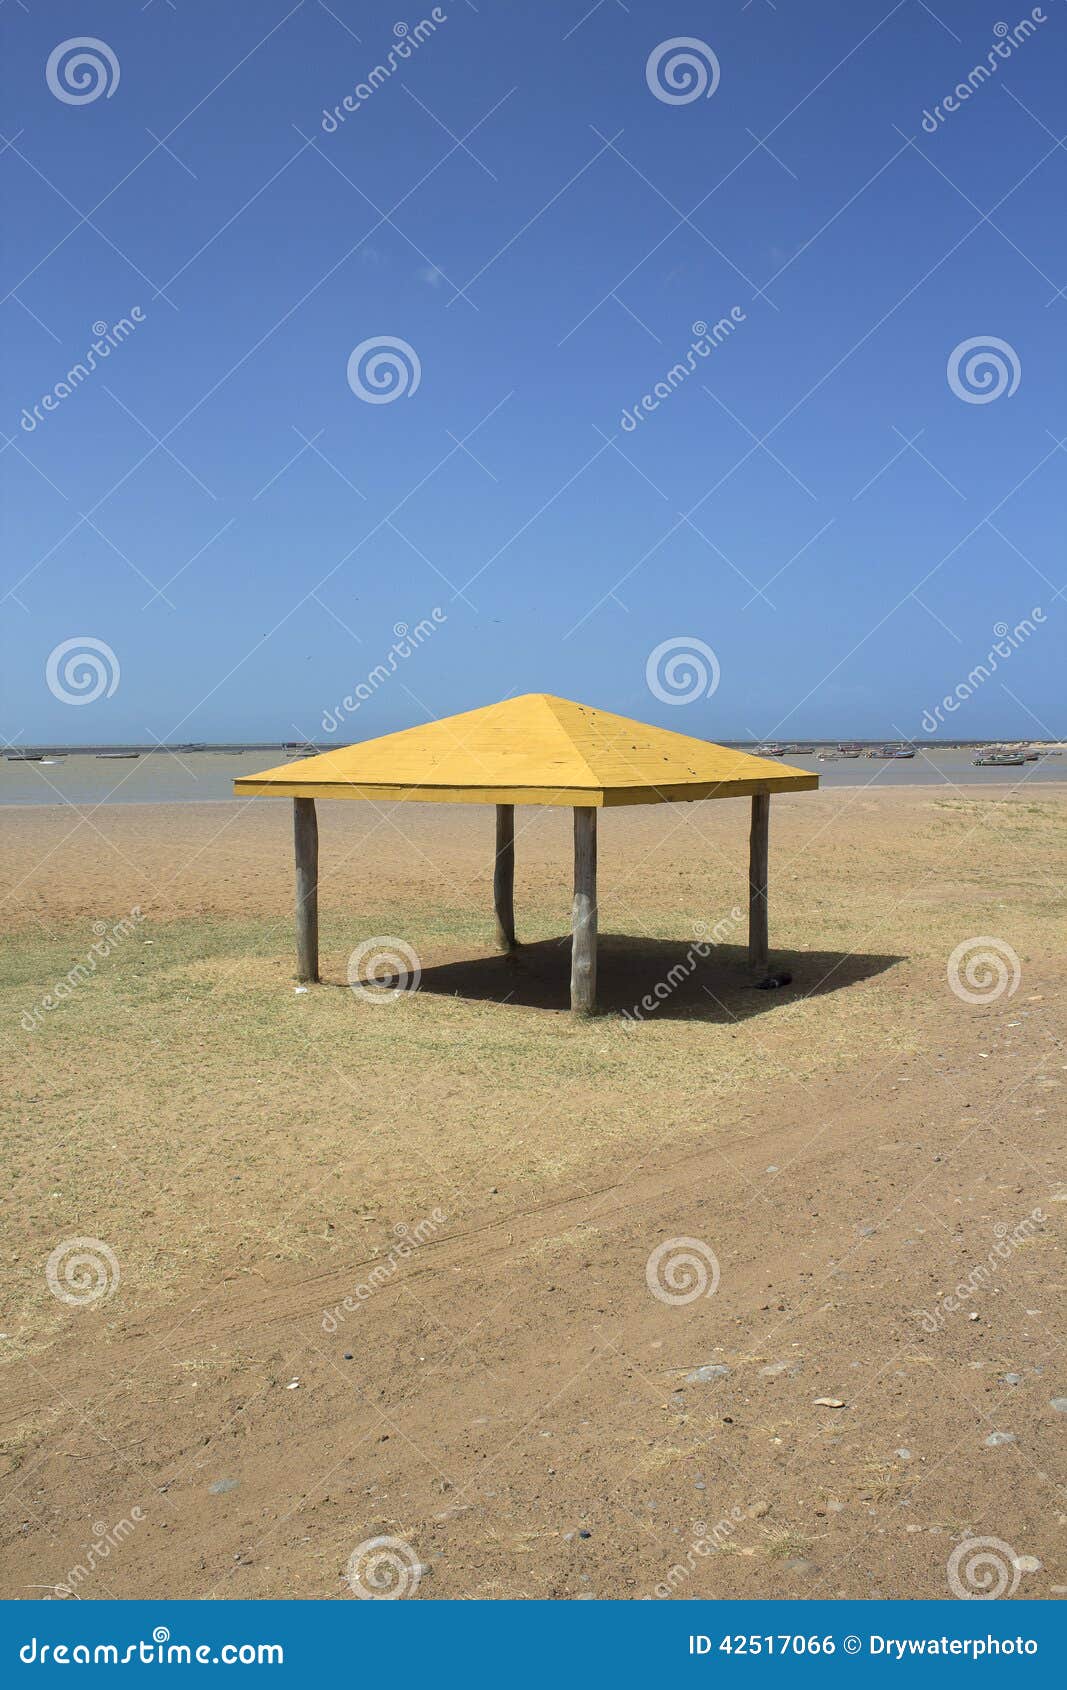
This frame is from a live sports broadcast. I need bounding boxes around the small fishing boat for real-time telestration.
[5,752,44,761]
[96,752,139,760]
[891,747,915,759]
[973,752,1025,767]
[817,752,838,762]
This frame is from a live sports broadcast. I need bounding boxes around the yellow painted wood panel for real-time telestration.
[233,694,820,805]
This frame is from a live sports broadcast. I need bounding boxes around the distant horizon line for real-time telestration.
[6,737,1065,755]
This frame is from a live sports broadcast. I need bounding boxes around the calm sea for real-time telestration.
[2,748,1065,806]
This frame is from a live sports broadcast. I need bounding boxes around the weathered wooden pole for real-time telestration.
[748,792,770,975]
[493,802,517,952]
[293,796,319,983]
[571,806,598,1014]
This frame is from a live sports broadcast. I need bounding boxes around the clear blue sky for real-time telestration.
[3,0,1064,745]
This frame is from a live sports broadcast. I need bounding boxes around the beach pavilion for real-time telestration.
[233,693,818,1014]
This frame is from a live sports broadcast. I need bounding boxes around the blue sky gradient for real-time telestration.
[2,0,1065,745]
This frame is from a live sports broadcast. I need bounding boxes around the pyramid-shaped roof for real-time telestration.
[234,694,818,808]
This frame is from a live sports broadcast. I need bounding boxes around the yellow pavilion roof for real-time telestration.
[233,694,818,807]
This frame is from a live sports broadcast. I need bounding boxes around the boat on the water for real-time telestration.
[973,752,1025,767]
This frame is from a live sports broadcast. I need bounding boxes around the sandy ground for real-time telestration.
[1,784,1064,1601]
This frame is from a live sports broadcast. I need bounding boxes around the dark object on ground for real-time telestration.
[755,971,793,990]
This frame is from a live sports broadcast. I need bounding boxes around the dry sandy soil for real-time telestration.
[1,783,1064,1601]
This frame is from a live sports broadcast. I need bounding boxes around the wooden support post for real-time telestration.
[493,802,517,952]
[571,806,598,1014]
[293,797,319,983]
[748,792,770,976]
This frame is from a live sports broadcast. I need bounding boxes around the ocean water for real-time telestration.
[2,747,1065,806]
